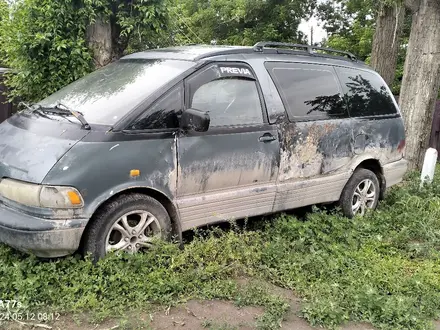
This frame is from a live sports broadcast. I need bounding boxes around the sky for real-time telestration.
[298,0,328,44]
[299,16,328,44]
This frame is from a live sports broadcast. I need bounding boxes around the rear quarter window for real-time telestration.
[335,67,398,117]
[265,62,348,121]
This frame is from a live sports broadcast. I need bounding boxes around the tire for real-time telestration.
[339,168,380,218]
[83,193,172,261]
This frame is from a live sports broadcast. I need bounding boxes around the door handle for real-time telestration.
[259,133,276,143]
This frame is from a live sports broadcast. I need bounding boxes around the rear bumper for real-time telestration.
[383,158,408,188]
[0,202,88,258]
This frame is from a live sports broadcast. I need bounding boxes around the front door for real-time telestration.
[176,62,280,230]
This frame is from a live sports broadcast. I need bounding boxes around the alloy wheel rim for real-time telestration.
[352,179,376,216]
[105,210,161,254]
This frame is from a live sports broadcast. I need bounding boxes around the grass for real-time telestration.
[1,169,440,329]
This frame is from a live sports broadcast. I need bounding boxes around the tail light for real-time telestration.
[397,139,406,156]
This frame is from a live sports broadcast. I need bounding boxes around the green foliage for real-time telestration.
[0,0,171,103]
[325,21,375,62]
[0,0,94,102]
[2,169,440,329]
[112,0,172,55]
[0,0,317,101]
[172,0,316,46]
[0,0,8,65]
[318,0,375,37]
[319,0,411,93]
[318,0,376,61]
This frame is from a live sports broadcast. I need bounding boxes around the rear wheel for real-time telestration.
[83,193,172,261]
[339,169,380,218]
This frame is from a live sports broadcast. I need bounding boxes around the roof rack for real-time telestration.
[253,42,357,62]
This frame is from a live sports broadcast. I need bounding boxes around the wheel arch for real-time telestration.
[353,158,386,199]
[79,187,182,252]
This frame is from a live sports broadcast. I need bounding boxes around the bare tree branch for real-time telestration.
[405,0,421,12]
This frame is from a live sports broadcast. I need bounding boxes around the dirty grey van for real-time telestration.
[0,43,408,259]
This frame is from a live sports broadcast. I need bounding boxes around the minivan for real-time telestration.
[0,42,408,259]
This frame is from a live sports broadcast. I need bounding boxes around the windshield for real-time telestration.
[38,59,195,125]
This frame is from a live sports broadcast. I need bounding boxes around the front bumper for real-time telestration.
[0,202,88,258]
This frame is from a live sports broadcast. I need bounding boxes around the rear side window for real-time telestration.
[335,67,397,117]
[265,62,347,121]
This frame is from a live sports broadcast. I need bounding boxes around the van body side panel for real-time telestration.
[259,61,354,211]
[273,119,354,212]
[272,118,404,213]
[176,127,280,231]
[258,60,406,212]
[277,120,355,181]
[349,117,405,165]
[334,65,407,186]
[175,61,280,230]
[42,133,178,219]
[383,159,408,188]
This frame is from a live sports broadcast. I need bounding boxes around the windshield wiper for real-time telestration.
[19,101,53,120]
[19,101,40,111]
[40,102,91,130]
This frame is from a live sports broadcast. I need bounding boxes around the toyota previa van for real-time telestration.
[0,43,408,259]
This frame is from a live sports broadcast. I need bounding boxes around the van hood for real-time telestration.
[0,116,89,183]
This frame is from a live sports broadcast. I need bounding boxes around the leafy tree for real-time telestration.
[324,22,374,62]
[399,0,440,169]
[0,0,170,102]
[0,0,318,102]
[0,0,9,66]
[318,0,376,61]
[318,0,374,36]
[0,0,95,102]
[87,0,170,67]
[173,0,316,46]
[318,0,410,93]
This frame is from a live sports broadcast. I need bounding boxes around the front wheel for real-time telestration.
[339,169,380,218]
[83,193,172,261]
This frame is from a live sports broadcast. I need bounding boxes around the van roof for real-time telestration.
[122,45,254,61]
[122,43,372,71]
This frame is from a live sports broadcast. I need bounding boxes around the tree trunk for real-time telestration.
[87,15,113,68]
[370,3,405,87]
[399,0,440,169]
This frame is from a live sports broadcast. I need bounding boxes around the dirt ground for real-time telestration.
[0,300,374,330]
[2,285,440,330]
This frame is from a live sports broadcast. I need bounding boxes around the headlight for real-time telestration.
[0,178,84,209]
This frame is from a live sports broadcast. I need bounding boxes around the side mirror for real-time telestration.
[180,108,210,132]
